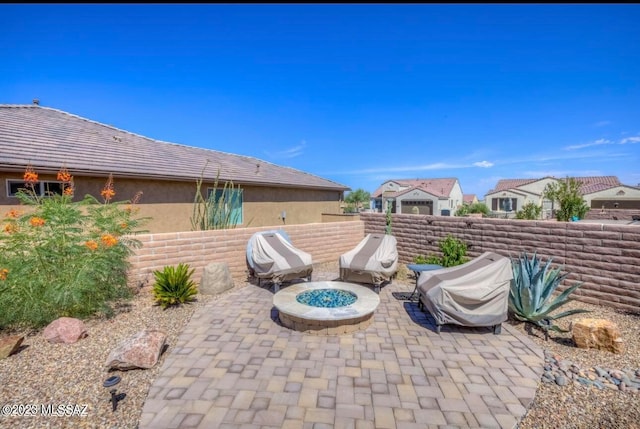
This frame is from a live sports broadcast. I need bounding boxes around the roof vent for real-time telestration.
[32,99,40,105]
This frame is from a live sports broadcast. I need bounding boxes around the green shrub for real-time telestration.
[438,235,469,267]
[0,166,147,329]
[413,254,442,265]
[152,263,198,309]
[509,252,589,339]
[455,202,489,217]
[415,235,469,267]
[515,202,542,220]
[543,178,590,221]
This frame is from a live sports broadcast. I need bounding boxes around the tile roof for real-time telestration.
[488,176,621,195]
[570,176,621,190]
[0,105,349,191]
[372,178,458,198]
[393,186,439,199]
[489,178,540,193]
[463,194,476,203]
[580,182,618,195]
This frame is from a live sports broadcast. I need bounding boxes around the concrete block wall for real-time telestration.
[584,208,640,221]
[362,213,640,313]
[128,221,365,288]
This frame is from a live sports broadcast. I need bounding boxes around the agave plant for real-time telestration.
[509,252,589,339]
[152,263,198,309]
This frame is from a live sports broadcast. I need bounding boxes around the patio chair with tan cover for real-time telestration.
[339,233,398,293]
[417,251,513,334]
[246,230,313,292]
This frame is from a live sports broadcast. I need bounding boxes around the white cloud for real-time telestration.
[621,136,640,144]
[593,120,612,127]
[497,150,625,167]
[334,159,496,176]
[564,135,640,150]
[524,169,602,179]
[564,138,612,150]
[473,161,493,168]
[265,140,306,159]
[346,162,457,175]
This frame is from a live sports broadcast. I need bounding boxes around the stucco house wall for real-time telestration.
[485,189,544,218]
[484,176,640,218]
[372,178,463,216]
[396,188,437,215]
[440,180,464,214]
[1,172,343,233]
[586,185,640,209]
[517,178,557,196]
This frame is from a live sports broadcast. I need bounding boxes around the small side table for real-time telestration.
[406,264,443,300]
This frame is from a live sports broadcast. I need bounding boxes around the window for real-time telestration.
[492,197,518,212]
[206,187,243,225]
[7,180,64,197]
[403,200,431,206]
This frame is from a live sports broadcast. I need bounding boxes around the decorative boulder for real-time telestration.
[43,317,88,344]
[105,329,167,370]
[572,318,624,354]
[0,335,24,359]
[200,262,234,296]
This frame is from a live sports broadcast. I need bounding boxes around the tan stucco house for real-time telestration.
[0,104,349,232]
[485,176,640,219]
[463,194,479,205]
[371,178,464,216]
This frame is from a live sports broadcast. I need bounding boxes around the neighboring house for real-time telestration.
[484,176,640,218]
[370,178,464,216]
[463,194,478,205]
[0,104,349,232]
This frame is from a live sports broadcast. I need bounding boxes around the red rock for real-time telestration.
[0,335,24,359]
[105,329,167,370]
[43,317,88,344]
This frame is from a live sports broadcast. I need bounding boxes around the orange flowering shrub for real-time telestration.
[57,166,72,183]
[6,209,22,219]
[85,240,98,251]
[100,234,118,247]
[23,164,38,185]
[3,223,18,234]
[29,217,46,227]
[0,164,149,329]
[101,173,115,202]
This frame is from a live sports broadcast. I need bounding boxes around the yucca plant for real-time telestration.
[509,252,589,340]
[152,263,198,309]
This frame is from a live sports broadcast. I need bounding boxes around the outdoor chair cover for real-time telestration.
[417,252,512,334]
[246,230,313,289]
[339,233,398,291]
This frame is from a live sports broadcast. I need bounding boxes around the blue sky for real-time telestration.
[2,4,639,198]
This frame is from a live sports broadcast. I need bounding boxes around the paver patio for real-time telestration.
[140,268,544,429]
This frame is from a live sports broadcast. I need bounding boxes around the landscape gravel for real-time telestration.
[0,263,639,429]
[515,299,640,429]
[0,288,216,429]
